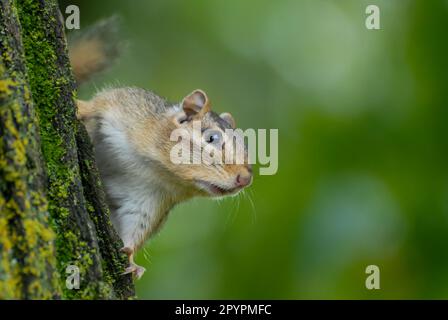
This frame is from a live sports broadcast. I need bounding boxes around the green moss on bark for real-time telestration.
[0,0,60,299]
[13,0,134,299]
[15,0,112,299]
[1,0,134,299]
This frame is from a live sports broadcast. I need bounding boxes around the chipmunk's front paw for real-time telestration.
[120,246,146,279]
[123,263,146,279]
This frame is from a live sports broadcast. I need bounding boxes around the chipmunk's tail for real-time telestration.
[68,15,125,85]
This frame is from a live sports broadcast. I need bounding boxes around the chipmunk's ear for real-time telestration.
[220,112,236,128]
[182,89,211,118]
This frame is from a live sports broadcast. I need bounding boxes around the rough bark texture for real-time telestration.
[0,0,134,299]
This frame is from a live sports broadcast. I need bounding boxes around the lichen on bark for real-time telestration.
[0,0,134,299]
[0,0,60,299]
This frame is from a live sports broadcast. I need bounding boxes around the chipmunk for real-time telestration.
[69,18,253,279]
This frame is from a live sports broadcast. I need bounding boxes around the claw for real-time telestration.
[122,263,146,279]
[120,246,146,279]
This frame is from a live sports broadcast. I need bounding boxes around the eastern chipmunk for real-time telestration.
[69,18,253,279]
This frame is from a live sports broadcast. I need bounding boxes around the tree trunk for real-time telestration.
[0,0,134,299]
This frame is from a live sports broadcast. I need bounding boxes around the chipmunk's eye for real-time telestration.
[204,131,221,144]
[177,115,189,124]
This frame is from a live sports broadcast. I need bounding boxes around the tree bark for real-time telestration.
[0,0,134,299]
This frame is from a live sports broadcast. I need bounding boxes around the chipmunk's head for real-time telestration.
[166,89,252,198]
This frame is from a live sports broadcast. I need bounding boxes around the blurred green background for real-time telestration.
[60,0,448,299]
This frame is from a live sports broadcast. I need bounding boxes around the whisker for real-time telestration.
[246,189,257,224]
[224,194,239,229]
[142,246,151,263]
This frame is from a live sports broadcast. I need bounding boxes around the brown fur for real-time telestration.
[69,22,251,277]
[68,15,122,85]
[76,87,251,199]
[69,39,106,83]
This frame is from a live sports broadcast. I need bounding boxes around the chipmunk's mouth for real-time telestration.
[195,180,241,197]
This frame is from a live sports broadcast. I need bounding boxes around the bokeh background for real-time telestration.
[59,0,448,299]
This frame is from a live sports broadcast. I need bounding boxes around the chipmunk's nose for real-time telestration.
[236,166,252,187]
